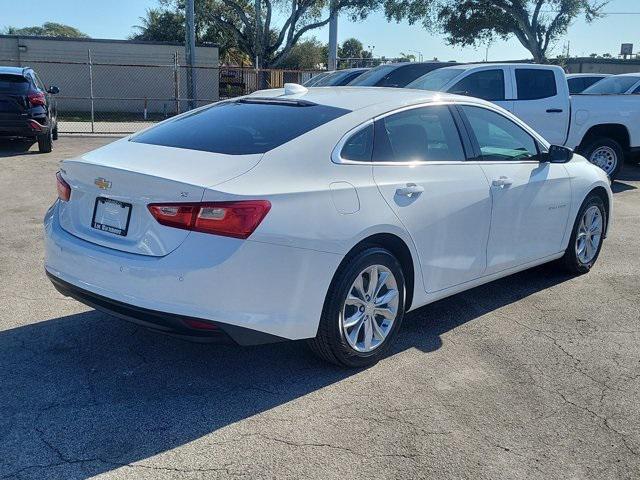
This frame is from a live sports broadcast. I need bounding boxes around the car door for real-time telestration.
[457,104,571,274]
[371,104,492,293]
[511,67,570,145]
[447,67,514,113]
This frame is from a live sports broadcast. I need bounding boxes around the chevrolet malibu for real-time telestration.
[45,86,612,367]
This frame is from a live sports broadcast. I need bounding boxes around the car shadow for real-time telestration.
[617,163,640,185]
[0,139,36,157]
[0,264,570,478]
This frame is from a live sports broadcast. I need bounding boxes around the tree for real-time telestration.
[135,0,380,68]
[384,0,607,63]
[4,22,89,38]
[278,37,327,69]
[339,38,364,59]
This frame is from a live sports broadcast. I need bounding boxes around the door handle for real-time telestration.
[546,108,563,113]
[492,176,513,188]
[396,184,425,197]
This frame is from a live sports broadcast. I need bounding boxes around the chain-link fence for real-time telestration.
[2,54,324,134]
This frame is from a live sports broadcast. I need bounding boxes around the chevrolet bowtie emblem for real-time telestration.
[94,177,112,190]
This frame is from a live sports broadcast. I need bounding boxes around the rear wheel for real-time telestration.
[308,247,405,368]
[560,194,606,275]
[580,137,623,180]
[37,130,53,153]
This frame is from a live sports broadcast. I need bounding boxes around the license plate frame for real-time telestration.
[91,197,133,237]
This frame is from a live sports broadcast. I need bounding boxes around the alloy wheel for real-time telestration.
[341,265,399,353]
[575,205,603,265]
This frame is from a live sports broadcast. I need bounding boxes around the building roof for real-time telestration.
[0,34,218,49]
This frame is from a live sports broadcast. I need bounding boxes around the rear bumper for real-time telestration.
[0,115,49,138]
[44,201,342,343]
[47,271,283,345]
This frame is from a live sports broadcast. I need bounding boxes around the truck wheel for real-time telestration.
[580,137,623,180]
[37,130,53,153]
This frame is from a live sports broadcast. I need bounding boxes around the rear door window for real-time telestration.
[132,99,350,155]
[516,68,557,100]
[450,70,505,101]
[340,124,373,161]
[374,105,464,162]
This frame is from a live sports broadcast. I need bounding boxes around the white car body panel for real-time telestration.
[44,88,612,343]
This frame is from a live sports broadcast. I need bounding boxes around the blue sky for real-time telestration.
[1,0,639,61]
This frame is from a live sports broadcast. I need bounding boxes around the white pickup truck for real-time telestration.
[407,64,640,180]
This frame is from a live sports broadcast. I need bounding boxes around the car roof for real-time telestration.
[615,72,640,77]
[0,66,28,76]
[436,62,564,72]
[248,86,491,111]
[566,73,611,78]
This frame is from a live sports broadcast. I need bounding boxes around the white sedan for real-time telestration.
[45,85,612,367]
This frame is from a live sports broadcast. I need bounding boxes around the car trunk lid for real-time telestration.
[57,139,263,256]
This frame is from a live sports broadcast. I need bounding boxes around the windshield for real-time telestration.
[581,76,640,94]
[406,68,465,91]
[132,99,350,155]
[347,64,398,86]
[303,72,330,87]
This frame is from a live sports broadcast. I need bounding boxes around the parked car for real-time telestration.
[0,66,59,153]
[347,62,458,88]
[407,63,640,179]
[312,68,369,86]
[566,73,610,94]
[579,73,640,95]
[45,85,612,367]
[303,71,332,87]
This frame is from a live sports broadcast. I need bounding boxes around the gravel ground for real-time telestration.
[1,137,639,480]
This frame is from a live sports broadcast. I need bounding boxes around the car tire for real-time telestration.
[580,137,623,181]
[560,194,607,275]
[308,247,405,368]
[37,130,53,153]
[52,124,58,141]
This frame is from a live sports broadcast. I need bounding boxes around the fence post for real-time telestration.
[88,49,95,134]
[174,52,181,115]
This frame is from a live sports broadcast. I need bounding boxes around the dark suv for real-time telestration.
[0,66,59,153]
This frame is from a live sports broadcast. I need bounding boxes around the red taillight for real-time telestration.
[148,200,271,239]
[28,119,43,132]
[56,172,71,201]
[28,92,46,107]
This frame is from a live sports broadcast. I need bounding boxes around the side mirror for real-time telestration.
[541,144,573,163]
[47,86,60,94]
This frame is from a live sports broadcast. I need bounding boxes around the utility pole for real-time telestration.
[185,0,197,110]
[328,0,338,71]
[255,0,261,69]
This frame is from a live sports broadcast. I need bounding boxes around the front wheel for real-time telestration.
[308,247,405,368]
[560,194,606,275]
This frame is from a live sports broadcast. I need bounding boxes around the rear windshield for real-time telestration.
[131,99,350,155]
[0,74,29,93]
[581,76,640,94]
